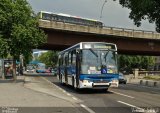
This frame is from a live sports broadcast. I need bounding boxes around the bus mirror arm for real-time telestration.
[76,49,80,54]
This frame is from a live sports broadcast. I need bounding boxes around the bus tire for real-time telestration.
[75,87,81,92]
[61,82,66,86]
[74,78,81,92]
[72,76,74,87]
[102,88,108,92]
[60,74,63,84]
[74,78,77,89]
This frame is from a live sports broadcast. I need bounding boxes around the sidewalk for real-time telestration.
[24,76,82,104]
[0,76,86,113]
[0,76,80,107]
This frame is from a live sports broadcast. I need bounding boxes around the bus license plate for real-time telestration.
[93,83,110,86]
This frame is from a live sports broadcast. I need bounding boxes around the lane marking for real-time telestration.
[118,100,157,113]
[41,76,80,101]
[59,88,63,91]
[41,77,68,93]
[80,104,95,113]
[110,90,135,99]
[117,101,143,110]
[67,93,71,96]
[41,77,54,86]
[72,97,78,100]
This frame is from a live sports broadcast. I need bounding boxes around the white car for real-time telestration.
[26,69,35,73]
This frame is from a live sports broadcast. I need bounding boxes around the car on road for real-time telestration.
[118,73,127,84]
[50,68,57,76]
[36,69,46,73]
[36,63,46,73]
[45,69,51,73]
[26,69,35,73]
[26,65,35,73]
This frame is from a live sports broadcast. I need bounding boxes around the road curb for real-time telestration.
[127,78,160,88]
[139,79,160,87]
[23,76,82,104]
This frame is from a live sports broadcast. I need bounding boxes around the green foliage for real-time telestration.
[118,55,155,73]
[0,38,8,57]
[144,76,160,81]
[38,51,58,67]
[116,0,160,32]
[24,53,33,66]
[0,0,46,60]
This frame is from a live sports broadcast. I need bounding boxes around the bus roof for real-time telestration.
[59,42,117,55]
[39,11,102,23]
[37,63,46,66]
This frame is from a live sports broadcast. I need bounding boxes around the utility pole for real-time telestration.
[100,0,107,21]
[20,55,24,75]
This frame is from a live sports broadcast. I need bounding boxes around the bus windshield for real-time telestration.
[37,63,46,70]
[81,49,118,74]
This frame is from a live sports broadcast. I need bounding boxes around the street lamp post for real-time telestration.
[100,0,107,21]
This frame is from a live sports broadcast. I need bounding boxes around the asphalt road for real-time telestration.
[45,76,160,113]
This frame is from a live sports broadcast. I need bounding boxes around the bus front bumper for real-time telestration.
[79,81,110,89]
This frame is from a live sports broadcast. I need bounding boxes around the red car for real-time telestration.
[45,69,51,73]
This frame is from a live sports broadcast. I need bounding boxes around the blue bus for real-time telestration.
[57,42,119,91]
[36,63,46,73]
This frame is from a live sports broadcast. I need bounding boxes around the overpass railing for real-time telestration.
[39,20,160,40]
[139,71,160,76]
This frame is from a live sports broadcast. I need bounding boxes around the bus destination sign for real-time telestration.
[82,43,116,50]
[94,44,116,49]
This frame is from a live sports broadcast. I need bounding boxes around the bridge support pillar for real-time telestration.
[133,69,139,79]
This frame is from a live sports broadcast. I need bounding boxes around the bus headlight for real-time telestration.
[112,79,118,83]
[83,80,89,83]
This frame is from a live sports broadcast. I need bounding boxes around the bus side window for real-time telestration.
[72,50,76,65]
[64,53,68,66]
[59,55,62,66]
[62,54,65,66]
[68,52,71,65]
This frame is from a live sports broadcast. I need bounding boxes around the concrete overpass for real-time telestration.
[39,20,160,55]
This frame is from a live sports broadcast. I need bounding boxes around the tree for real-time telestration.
[38,51,58,67]
[0,0,46,79]
[118,55,155,73]
[116,0,160,32]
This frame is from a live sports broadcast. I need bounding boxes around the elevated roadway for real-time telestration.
[39,20,160,55]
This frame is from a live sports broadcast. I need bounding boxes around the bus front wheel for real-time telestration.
[102,88,108,92]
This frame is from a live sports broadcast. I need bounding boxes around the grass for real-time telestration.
[143,76,160,81]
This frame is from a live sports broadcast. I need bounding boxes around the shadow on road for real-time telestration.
[25,74,56,77]
[55,81,113,94]
[47,76,160,95]
[0,79,24,83]
[45,76,114,94]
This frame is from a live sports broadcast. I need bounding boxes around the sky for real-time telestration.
[27,0,155,31]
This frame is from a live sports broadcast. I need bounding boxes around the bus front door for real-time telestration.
[64,67,68,84]
[76,51,80,88]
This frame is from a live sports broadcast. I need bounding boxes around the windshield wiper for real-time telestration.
[104,50,110,62]
[89,49,98,57]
